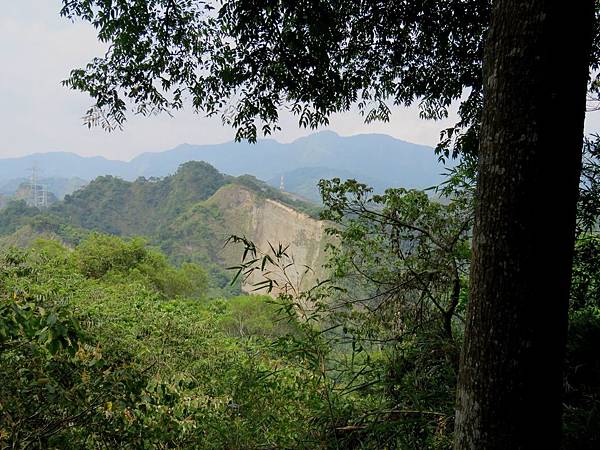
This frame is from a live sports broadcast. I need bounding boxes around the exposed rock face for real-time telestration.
[207,184,328,295]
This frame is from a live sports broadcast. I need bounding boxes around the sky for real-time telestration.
[1,1,599,162]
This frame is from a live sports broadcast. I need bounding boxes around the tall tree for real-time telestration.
[59,0,599,446]
[454,1,595,448]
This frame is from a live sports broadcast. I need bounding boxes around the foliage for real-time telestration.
[578,134,600,235]
[225,178,472,449]
[73,233,208,299]
[0,200,40,235]
[563,305,600,449]
[212,295,300,338]
[60,0,494,159]
[0,246,148,448]
[563,141,600,448]
[319,179,472,340]
[315,181,469,448]
[563,232,600,449]
[59,0,600,161]
[0,238,335,449]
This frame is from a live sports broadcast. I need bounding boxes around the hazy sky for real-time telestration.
[2,1,599,161]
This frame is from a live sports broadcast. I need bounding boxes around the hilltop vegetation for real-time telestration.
[54,161,227,236]
[0,161,323,297]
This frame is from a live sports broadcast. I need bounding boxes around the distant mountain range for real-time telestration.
[0,131,448,202]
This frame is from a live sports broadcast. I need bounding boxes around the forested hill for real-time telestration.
[53,161,229,237]
[0,161,325,296]
[0,132,445,202]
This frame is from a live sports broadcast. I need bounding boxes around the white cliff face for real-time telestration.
[207,184,328,295]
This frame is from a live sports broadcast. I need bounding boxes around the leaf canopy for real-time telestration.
[61,0,491,157]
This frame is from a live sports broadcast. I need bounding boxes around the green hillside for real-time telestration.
[0,161,324,297]
[52,161,227,236]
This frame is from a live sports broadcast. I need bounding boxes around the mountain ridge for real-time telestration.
[0,132,448,201]
[0,161,324,296]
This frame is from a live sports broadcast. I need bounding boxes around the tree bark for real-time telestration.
[454,1,595,449]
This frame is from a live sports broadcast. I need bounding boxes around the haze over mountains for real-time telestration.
[0,131,447,202]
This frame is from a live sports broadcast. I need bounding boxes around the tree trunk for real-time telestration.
[454,1,595,449]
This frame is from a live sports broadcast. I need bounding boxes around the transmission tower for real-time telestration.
[279,175,285,191]
[29,165,48,208]
[29,166,38,207]
[41,184,48,208]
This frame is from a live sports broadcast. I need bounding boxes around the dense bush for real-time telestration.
[74,233,208,299]
[0,239,335,448]
[213,295,300,338]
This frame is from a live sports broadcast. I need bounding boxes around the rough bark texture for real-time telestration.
[454,1,595,449]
